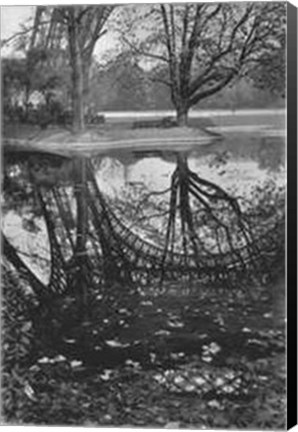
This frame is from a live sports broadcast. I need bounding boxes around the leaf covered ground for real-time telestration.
[2,268,286,429]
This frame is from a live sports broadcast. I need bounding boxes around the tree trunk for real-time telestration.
[68,10,85,132]
[67,9,89,310]
[75,158,88,254]
[24,85,31,121]
[67,8,87,258]
[176,103,189,126]
[82,58,92,103]
[72,57,84,131]
[67,10,87,257]
[74,157,89,310]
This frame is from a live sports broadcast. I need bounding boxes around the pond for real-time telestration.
[2,132,286,285]
[94,133,285,198]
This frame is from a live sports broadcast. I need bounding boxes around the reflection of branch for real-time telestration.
[192,205,234,219]
[16,248,51,264]
[131,186,172,215]
[2,232,47,298]
[189,173,255,259]
[140,186,172,199]
[189,171,241,215]
[128,209,170,227]
[160,169,179,279]
[189,185,229,230]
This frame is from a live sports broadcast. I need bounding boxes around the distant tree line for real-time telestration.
[89,52,284,112]
[2,50,284,127]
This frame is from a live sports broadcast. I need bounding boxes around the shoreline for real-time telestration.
[96,108,286,120]
[3,125,285,158]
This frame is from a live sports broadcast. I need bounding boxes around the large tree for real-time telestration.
[120,2,286,125]
[27,6,114,130]
[2,6,114,130]
[12,6,115,305]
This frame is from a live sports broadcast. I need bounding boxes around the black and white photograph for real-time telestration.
[1,2,289,428]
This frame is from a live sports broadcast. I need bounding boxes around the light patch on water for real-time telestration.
[95,157,128,197]
[95,154,285,205]
[2,210,51,284]
[188,156,285,200]
[96,156,174,197]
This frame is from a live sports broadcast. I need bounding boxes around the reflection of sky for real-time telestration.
[188,155,285,198]
[2,210,50,284]
[96,147,285,203]
[96,157,174,197]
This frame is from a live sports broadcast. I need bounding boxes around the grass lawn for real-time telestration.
[3,110,285,137]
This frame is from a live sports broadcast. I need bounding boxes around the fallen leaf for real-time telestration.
[164,421,180,428]
[24,383,36,401]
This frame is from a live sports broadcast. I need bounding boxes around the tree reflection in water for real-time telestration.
[2,146,285,297]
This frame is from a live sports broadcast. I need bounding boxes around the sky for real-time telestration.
[1,6,34,40]
[3,0,296,42]
[1,6,35,56]
[0,5,123,62]
[1,2,296,62]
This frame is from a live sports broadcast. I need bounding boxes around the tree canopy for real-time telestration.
[119,3,286,124]
[249,29,285,97]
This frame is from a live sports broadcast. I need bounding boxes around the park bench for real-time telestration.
[133,117,178,129]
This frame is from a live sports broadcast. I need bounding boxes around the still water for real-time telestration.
[94,134,285,198]
[2,133,286,284]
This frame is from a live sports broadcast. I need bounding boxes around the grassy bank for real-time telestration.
[3,109,285,138]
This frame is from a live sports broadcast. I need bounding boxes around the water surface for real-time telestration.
[2,133,286,283]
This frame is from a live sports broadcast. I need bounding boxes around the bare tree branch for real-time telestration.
[121,35,168,63]
[1,20,51,48]
[121,3,284,123]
